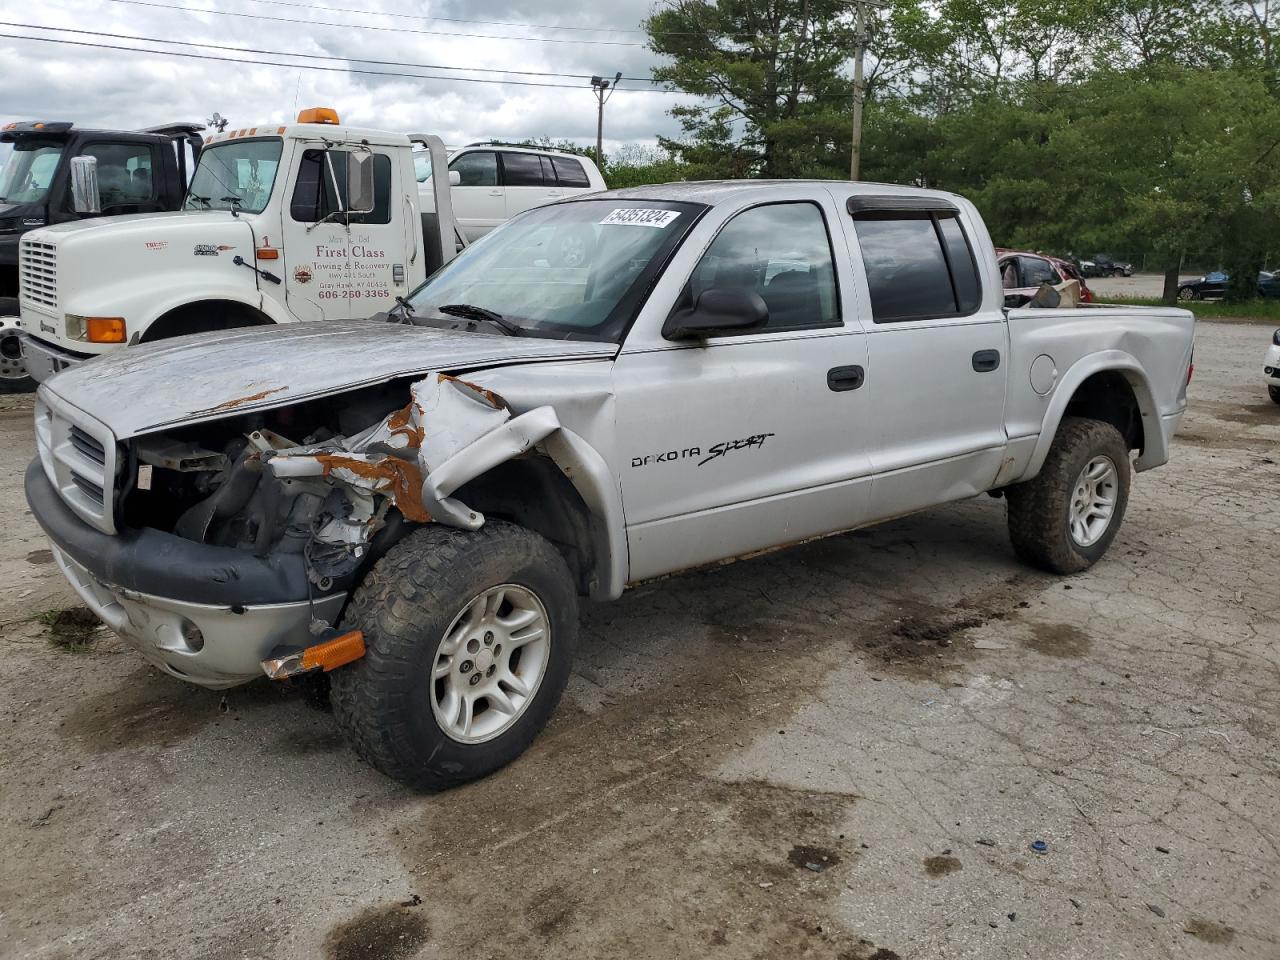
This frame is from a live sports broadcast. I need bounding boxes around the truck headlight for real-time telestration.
[66,314,127,343]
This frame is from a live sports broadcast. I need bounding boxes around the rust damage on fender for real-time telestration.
[262,371,515,534]
[312,453,432,523]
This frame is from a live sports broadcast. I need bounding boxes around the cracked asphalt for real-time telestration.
[1,318,1277,960]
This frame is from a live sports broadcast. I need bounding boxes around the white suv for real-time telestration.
[416,143,606,243]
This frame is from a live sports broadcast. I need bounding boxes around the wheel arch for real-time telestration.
[140,297,277,342]
[1025,352,1161,479]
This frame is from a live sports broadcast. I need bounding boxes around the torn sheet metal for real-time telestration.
[263,372,522,530]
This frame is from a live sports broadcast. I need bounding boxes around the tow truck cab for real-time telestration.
[0,120,202,388]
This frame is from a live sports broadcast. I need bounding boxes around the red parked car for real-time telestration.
[996,248,1094,304]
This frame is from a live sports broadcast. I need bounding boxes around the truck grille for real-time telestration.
[35,392,118,534]
[19,238,58,311]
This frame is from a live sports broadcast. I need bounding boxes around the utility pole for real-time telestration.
[590,72,622,169]
[849,1,883,181]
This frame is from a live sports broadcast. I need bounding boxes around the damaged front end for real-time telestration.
[102,372,565,683]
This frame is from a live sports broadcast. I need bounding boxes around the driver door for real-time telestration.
[611,198,874,582]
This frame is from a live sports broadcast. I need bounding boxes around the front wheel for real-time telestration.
[0,297,35,393]
[1006,417,1131,574]
[1177,286,1197,301]
[330,521,578,791]
[1269,385,1280,405]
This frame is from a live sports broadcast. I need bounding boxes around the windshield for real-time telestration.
[185,138,282,213]
[406,199,704,342]
[0,140,64,204]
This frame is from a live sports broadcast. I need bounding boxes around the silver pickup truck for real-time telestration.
[25,181,1195,789]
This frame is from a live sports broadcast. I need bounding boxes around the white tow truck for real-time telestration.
[19,108,466,381]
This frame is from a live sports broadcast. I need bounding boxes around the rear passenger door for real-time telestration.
[844,199,1009,521]
[500,151,555,219]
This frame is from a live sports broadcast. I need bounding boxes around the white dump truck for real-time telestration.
[19,108,464,381]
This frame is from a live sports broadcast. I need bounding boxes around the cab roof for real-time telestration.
[201,122,411,148]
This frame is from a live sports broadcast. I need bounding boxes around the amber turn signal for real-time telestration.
[85,317,127,343]
[302,630,366,672]
[255,247,280,260]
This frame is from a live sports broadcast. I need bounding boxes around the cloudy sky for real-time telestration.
[0,0,689,151]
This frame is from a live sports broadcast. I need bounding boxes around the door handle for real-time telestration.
[488,189,503,196]
[972,349,1001,373]
[827,364,865,392]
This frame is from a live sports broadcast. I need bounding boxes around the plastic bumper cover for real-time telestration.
[26,459,346,688]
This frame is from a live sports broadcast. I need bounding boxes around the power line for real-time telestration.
[0,21,662,82]
[0,31,683,90]
[102,0,652,47]
[234,0,654,35]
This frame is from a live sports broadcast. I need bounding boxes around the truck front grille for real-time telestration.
[19,238,58,311]
[35,392,118,534]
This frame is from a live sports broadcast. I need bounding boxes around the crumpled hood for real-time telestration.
[42,319,617,438]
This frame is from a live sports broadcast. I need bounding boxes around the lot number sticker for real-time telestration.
[600,208,680,228]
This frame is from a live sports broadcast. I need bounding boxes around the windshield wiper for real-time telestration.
[392,296,416,323]
[188,194,211,208]
[438,303,522,336]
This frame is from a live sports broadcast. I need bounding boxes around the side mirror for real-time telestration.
[69,156,101,214]
[346,151,376,214]
[664,287,768,340]
[448,170,462,186]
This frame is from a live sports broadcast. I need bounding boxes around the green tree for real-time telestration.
[645,0,858,178]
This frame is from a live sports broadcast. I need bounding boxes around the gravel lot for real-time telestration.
[1,319,1278,960]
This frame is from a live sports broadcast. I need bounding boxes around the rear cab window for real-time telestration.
[848,198,982,323]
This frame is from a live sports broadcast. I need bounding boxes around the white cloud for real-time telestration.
[0,0,689,152]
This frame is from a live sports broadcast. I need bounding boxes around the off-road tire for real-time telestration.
[0,297,36,394]
[330,521,578,790]
[1006,416,1131,574]
[1269,385,1280,405]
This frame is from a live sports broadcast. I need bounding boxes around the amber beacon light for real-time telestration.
[297,107,340,125]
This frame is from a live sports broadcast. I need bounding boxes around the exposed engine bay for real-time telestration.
[120,374,535,593]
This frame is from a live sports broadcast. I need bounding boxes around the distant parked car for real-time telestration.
[997,248,1094,305]
[1264,328,1280,404]
[1080,253,1133,278]
[1178,271,1280,301]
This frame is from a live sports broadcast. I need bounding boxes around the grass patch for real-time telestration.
[1106,296,1280,323]
[36,606,101,653]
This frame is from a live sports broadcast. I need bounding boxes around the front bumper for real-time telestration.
[26,460,346,688]
[1264,344,1280,386]
[22,334,92,383]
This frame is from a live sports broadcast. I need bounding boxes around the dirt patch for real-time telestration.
[324,903,429,960]
[852,575,1043,679]
[273,729,346,757]
[1183,918,1235,945]
[923,854,962,877]
[1024,622,1091,659]
[60,669,283,752]
[39,606,101,653]
[788,844,842,873]
[1207,402,1280,428]
[25,548,53,565]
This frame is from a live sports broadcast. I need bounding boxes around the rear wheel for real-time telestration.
[330,521,578,791]
[1006,416,1131,574]
[0,297,35,393]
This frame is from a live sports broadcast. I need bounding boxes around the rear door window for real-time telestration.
[851,211,981,322]
[501,152,546,187]
[1019,256,1058,288]
[551,156,591,188]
